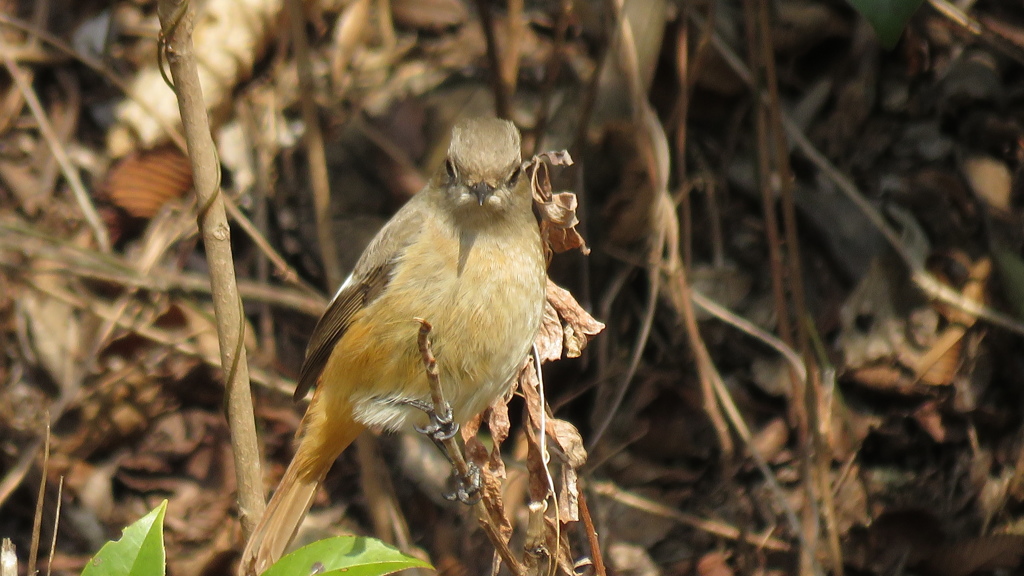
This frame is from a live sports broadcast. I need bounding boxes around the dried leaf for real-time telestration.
[545,419,587,470]
[520,362,553,503]
[474,453,513,540]
[487,400,510,478]
[488,398,511,447]
[527,151,588,258]
[544,279,604,359]
[547,419,585,522]
[536,300,564,363]
[103,146,193,218]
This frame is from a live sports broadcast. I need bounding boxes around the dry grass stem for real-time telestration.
[45,476,62,576]
[591,481,790,552]
[577,491,607,576]
[0,438,44,510]
[743,0,824,571]
[0,37,109,251]
[27,422,49,576]
[475,0,511,118]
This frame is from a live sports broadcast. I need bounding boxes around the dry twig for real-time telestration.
[415,319,526,576]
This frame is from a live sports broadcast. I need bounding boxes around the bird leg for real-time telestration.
[413,318,482,504]
[393,398,481,504]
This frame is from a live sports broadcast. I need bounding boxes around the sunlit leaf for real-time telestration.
[262,536,431,576]
[81,500,167,576]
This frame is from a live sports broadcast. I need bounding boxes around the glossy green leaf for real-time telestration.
[262,536,431,576]
[81,500,167,576]
[845,0,925,48]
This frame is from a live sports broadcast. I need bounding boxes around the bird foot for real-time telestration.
[444,461,482,505]
[413,402,459,442]
[405,397,477,505]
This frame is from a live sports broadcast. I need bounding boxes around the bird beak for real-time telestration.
[470,182,494,206]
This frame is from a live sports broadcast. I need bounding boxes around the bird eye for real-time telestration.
[445,159,457,180]
[509,165,522,186]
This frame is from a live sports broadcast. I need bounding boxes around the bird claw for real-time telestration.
[414,405,459,442]
[404,397,476,505]
[444,462,482,505]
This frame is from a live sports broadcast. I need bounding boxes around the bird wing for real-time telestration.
[293,198,427,401]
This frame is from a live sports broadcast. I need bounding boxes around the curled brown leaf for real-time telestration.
[542,279,605,360]
[527,150,589,258]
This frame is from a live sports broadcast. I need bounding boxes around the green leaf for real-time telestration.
[993,248,1024,321]
[845,0,925,49]
[262,536,432,576]
[82,500,167,576]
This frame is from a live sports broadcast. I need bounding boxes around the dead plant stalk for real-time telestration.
[156,0,264,536]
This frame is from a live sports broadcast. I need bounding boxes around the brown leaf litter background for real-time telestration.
[1,0,1024,575]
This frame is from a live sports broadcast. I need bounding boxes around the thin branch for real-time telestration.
[415,319,526,576]
[287,0,343,289]
[744,0,823,571]
[0,439,43,510]
[156,0,264,536]
[668,265,806,549]
[691,289,806,384]
[531,0,572,155]
[577,491,607,576]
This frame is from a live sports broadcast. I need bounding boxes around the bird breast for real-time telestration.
[331,213,547,432]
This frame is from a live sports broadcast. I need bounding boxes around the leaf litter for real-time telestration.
[1,1,1024,575]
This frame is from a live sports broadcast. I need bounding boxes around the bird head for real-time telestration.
[439,118,525,213]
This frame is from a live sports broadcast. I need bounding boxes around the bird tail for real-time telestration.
[239,413,364,576]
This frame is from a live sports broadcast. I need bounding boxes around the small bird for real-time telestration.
[240,118,548,575]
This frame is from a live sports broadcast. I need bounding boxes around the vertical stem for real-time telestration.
[752,0,836,568]
[287,0,344,289]
[475,0,511,118]
[156,0,265,536]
